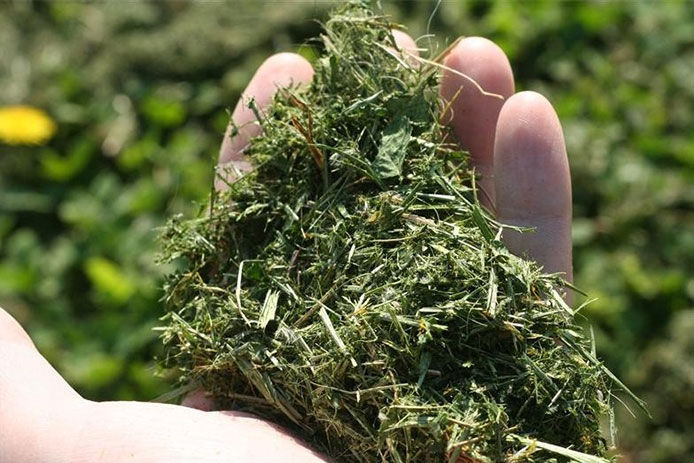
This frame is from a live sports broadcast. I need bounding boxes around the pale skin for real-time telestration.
[0,32,572,462]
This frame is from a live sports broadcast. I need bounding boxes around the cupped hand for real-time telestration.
[0,32,571,462]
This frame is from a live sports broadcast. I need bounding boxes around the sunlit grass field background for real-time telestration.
[0,2,692,461]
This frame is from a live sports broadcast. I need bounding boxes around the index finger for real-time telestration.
[216,53,314,188]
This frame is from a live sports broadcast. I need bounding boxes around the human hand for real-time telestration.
[0,32,571,462]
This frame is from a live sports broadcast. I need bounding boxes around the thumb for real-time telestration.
[0,307,81,401]
[0,308,329,463]
[0,307,86,461]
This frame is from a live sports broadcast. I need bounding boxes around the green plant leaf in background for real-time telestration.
[41,137,96,182]
[84,256,135,305]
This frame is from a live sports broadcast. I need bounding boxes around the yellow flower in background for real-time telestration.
[0,105,57,145]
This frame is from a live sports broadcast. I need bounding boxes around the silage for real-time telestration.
[158,3,643,462]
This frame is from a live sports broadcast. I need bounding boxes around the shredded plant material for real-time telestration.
[159,2,644,462]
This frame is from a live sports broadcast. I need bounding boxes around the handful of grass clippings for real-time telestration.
[159,2,643,462]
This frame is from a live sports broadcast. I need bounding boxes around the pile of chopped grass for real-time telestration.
[158,2,643,461]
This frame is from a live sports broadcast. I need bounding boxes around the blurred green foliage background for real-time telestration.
[0,1,691,462]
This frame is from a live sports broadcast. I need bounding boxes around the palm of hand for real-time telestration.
[0,33,571,462]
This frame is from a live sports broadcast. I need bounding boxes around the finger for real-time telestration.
[0,306,35,348]
[391,29,420,59]
[494,91,573,281]
[217,53,314,187]
[1,309,85,462]
[71,402,329,462]
[181,388,215,411]
[0,307,77,402]
[440,37,515,208]
[0,307,327,462]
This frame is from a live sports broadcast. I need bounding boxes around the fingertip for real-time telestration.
[218,52,314,167]
[181,389,215,411]
[235,52,314,125]
[234,52,315,122]
[391,29,420,57]
[497,91,562,142]
[443,37,514,98]
[252,52,315,91]
[494,90,570,220]
[0,307,34,348]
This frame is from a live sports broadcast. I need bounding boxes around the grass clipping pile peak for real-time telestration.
[159,3,642,462]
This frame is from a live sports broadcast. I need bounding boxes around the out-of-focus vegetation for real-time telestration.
[0,2,691,462]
